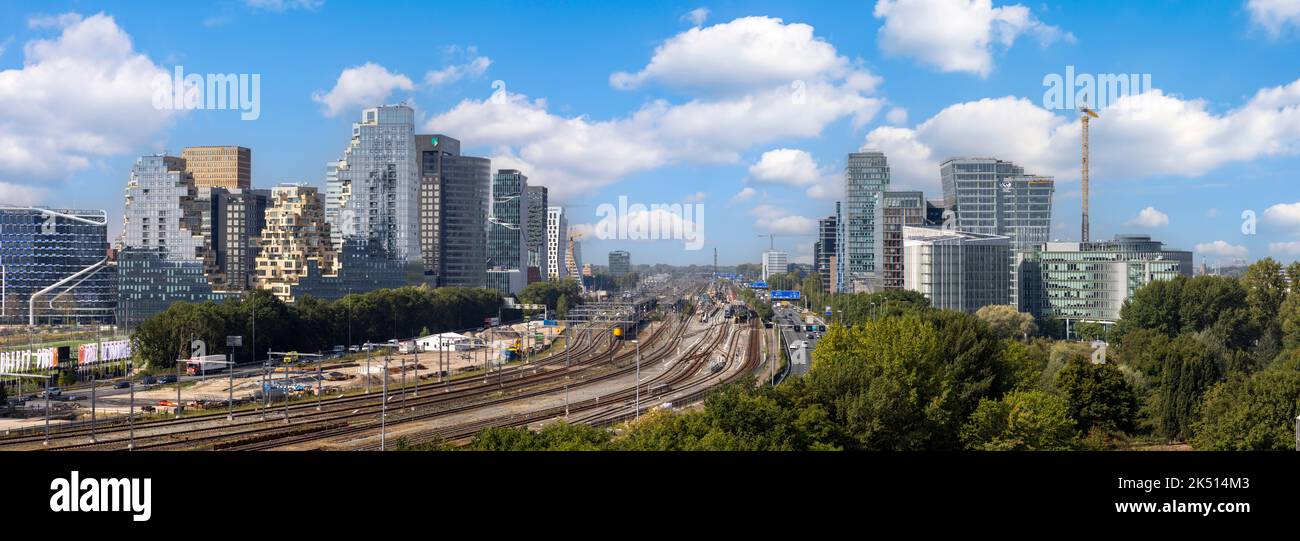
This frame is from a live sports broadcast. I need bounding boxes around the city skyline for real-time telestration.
[2,1,1300,266]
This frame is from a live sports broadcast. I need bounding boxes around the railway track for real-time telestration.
[0,318,657,450]
[356,319,762,450]
[340,318,738,449]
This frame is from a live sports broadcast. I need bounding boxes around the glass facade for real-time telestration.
[209,188,269,291]
[816,208,837,294]
[0,207,115,325]
[609,250,631,276]
[526,186,549,279]
[415,134,489,288]
[487,169,529,272]
[843,151,890,292]
[940,158,1054,306]
[902,226,1010,313]
[882,191,926,289]
[1017,235,1193,329]
[331,106,420,261]
[115,248,233,328]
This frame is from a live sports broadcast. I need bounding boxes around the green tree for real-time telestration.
[960,390,1081,450]
[1282,292,1300,350]
[1192,360,1300,450]
[556,294,569,320]
[1154,334,1221,442]
[975,305,1038,340]
[1075,322,1105,342]
[807,313,1013,450]
[1056,358,1138,433]
[519,279,583,313]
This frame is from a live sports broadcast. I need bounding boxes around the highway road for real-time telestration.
[772,303,825,378]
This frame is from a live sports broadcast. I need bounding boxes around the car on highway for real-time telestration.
[141,375,157,385]
[114,380,131,389]
[158,375,178,384]
[40,387,62,398]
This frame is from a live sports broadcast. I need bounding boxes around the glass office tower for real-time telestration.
[0,207,115,325]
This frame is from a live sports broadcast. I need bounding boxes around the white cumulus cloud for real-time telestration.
[425,17,882,200]
[730,187,757,204]
[424,49,492,87]
[1125,207,1169,228]
[0,12,179,196]
[751,204,816,235]
[1195,241,1249,258]
[682,7,711,26]
[749,149,821,186]
[1263,201,1300,230]
[1248,0,1300,38]
[610,16,873,94]
[1270,241,1300,255]
[312,62,414,118]
[863,79,1300,194]
[873,0,1072,78]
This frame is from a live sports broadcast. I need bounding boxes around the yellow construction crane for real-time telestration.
[1080,103,1099,243]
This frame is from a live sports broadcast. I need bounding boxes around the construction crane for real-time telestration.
[1080,103,1099,243]
[756,233,816,251]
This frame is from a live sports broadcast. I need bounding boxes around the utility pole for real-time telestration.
[381,355,389,451]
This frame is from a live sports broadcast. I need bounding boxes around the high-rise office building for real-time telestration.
[182,146,251,192]
[882,191,927,289]
[526,186,549,280]
[208,188,269,291]
[609,250,631,276]
[547,207,568,280]
[118,154,232,327]
[816,208,838,294]
[414,134,490,288]
[122,155,207,261]
[902,226,1011,313]
[487,169,529,273]
[0,207,116,325]
[762,251,789,281]
[843,151,890,292]
[324,159,349,251]
[566,237,583,278]
[328,105,419,261]
[1017,235,1192,332]
[940,158,1054,305]
[941,158,1054,250]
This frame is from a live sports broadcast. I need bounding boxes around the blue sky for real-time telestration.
[2,0,1300,267]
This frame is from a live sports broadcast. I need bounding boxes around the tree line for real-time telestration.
[131,286,502,370]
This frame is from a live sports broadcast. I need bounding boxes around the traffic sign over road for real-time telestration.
[751,282,769,289]
[771,290,802,300]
